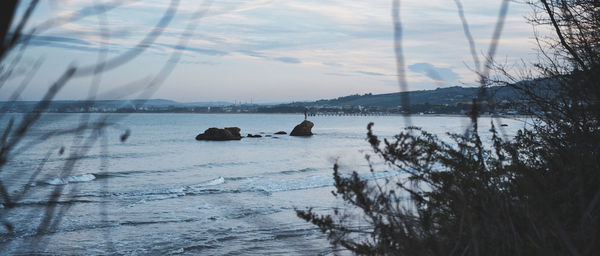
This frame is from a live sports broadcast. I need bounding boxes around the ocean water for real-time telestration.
[0,113,524,255]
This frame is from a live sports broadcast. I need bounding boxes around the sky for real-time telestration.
[2,0,539,103]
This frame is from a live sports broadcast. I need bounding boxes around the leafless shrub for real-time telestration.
[298,0,599,255]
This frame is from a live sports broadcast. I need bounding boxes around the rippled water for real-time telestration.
[0,113,524,255]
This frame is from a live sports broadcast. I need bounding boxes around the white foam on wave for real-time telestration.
[111,170,401,202]
[184,176,226,193]
[167,248,185,255]
[44,173,96,185]
[168,187,186,194]
[198,176,225,186]
[114,177,228,205]
[249,169,403,193]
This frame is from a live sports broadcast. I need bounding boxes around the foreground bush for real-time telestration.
[298,0,599,254]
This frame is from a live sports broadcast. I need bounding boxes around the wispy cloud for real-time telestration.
[12,0,535,102]
[27,35,91,45]
[408,63,460,82]
[236,50,265,58]
[273,57,301,64]
[158,43,228,56]
[357,71,386,76]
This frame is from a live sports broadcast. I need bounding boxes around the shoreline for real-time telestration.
[0,112,532,118]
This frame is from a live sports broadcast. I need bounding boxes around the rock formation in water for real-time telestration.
[290,120,314,136]
[274,131,287,135]
[247,134,262,138]
[195,127,242,141]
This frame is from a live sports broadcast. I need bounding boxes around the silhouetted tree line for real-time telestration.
[298,0,599,255]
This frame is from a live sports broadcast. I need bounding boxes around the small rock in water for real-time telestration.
[247,134,262,138]
[290,120,314,136]
[274,131,287,135]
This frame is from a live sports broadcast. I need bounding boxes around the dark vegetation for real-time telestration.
[297,0,600,255]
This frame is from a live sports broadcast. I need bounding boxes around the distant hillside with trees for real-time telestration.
[1,83,551,115]
[262,82,554,115]
[308,85,517,107]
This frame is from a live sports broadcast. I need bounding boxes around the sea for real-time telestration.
[0,113,525,255]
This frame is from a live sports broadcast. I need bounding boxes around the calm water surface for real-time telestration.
[0,113,524,255]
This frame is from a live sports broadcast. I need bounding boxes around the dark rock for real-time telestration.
[195,127,242,141]
[224,127,241,137]
[247,134,262,138]
[265,135,272,137]
[501,124,508,127]
[290,120,314,136]
[274,131,287,135]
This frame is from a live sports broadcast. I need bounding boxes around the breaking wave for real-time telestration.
[199,176,225,186]
[43,173,96,185]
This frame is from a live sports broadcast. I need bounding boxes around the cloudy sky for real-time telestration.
[3,0,537,103]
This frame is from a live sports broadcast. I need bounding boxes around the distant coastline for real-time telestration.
[0,111,529,119]
[0,85,531,115]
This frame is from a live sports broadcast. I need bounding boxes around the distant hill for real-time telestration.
[0,83,552,114]
[300,85,521,107]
